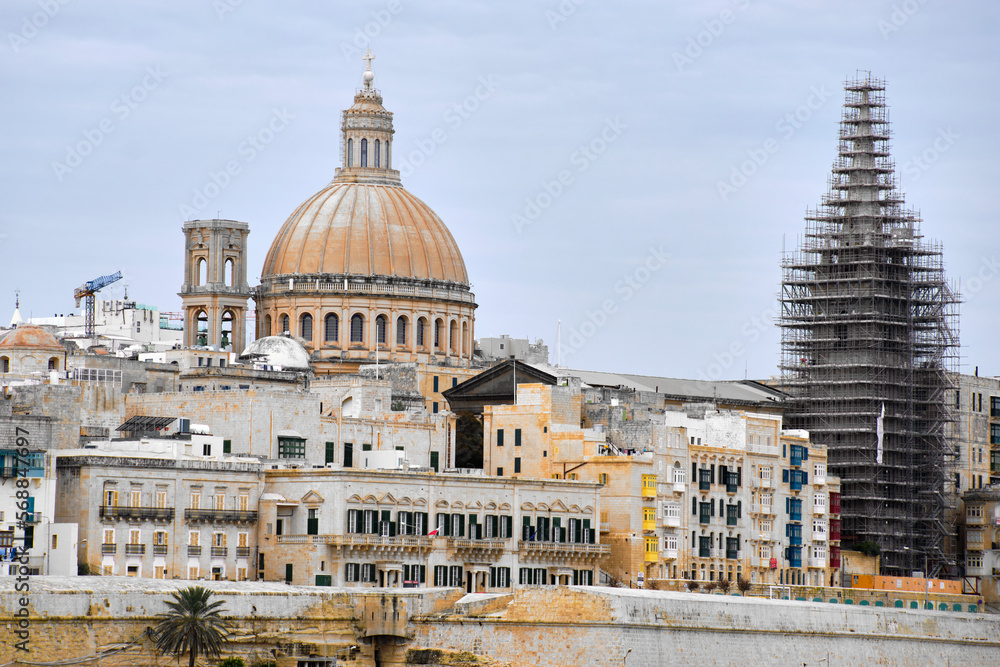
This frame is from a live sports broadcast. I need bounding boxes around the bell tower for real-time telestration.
[179,219,251,352]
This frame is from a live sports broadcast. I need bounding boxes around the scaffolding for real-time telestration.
[779,74,959,577]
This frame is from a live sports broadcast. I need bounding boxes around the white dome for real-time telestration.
[240,335,311,370]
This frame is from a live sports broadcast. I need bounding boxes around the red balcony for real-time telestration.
[830,546,841,569]
[829,492,842,516]
[829,519,841,542]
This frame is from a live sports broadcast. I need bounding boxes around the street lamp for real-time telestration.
[623,648,632,666]
[902,546,929,609]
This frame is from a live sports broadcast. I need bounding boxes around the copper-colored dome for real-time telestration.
[262,182,469,285]
[0,325,63,351]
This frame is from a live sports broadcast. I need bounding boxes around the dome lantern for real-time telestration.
[336,49,401,187]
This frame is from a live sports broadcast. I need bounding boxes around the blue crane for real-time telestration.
[73,271,122,340]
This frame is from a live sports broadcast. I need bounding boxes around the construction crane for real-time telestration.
[73,271,122,340]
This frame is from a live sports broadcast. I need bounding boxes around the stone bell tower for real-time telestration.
[179,219,251,352]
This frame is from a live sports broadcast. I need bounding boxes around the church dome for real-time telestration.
[240,334,311,370]
[0,325,63,352]
[261,182,468,284]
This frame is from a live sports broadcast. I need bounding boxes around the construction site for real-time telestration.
[779,74,960,577]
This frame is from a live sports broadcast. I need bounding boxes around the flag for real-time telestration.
[529,529,536,541]
[427,528,440,537]
[876,403,885,465]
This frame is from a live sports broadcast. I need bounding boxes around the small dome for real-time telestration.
[239,335,311,370]
[0,325,63,352]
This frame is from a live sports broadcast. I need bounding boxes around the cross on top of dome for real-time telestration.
[360,49,377,97]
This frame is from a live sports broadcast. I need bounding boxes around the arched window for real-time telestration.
[375,315,387,345]
[300,313,313,342]
[386,140,391,169]
[396,316,407,345]
[195,310,208,346]
[350,314,364,343]
[416,317,427,347]
[324,313,339,342]
[374,139,380,168]
[197,258,207,286]
[449,321,458,353]
[280,314,290,334]
[361,138,368,167]
[461,321,468,356]
[221,310,234,350]
[48,357,59,371]
[264,315,272,337]
[347,138,353,167]
[1,356,10,373]
[434,319,444,349]
[224,258,234,287]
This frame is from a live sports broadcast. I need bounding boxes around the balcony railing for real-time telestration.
[751,504,772,515]
[645,550,659,562]
[236,546,251,558]
[101,543,116,554]
[726,549,739,560]
[517,541,610,556]
[184,509,258,523]
[100,506,175,522]
[726,483,738,494]
[125,544,145,555]
[662,547,679,559]
[642,519,656,532]
[153,545,169,555]
[813,505,826,515]
[967,513,986,526]
[726,515,739,527]
[813,475,826,486]
[188,545,202,556]
[813,532,827,542]
[662,515,681,528]
[211,547,228,558]
[809,557,826,569]
[672,481,686,493]
[447,538,508,551]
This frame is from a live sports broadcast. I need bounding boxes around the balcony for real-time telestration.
[809,557,826,569]
[751,504,772,515]
[100,506,175,522]
[813,475,826,486]
[813,505,826,516]
[726,549,739,560]
[813,532,827,542]
[642,487,657,500]
[662,547,678,559]
[153,545,168,555]
[699,514,711,525]
[448,538,508,554]
[726,515,739,527]
[754,478,771,489]
[758,533,772,542]
[699,480,711,492]
[967,535,985,551]
[600,521,611,533]
[517,541,610,557]
[645,549,659,563]
[125,544,145,555]
[788,534,802,547]
[699,547,712,558]
[966,562,985,577]
[643,519,656,532]
[789,511,802,522]
[672,481,686,494]
[662,515,681,528]
[101,543,116,554]
[759,558,772,568]
[211,547,228,558]
[188,545,202,556]
[184,509,257,523]
[236,546,252,558]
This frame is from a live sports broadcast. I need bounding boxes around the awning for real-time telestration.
[116,415,176,431]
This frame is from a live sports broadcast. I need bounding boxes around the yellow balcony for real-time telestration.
[642,475,657,498]
[643,519,656,532]
[645,549,659,563]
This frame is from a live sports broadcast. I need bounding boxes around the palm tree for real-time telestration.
[154,586,230,667]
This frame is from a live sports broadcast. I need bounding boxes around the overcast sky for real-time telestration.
[1,1,997,380]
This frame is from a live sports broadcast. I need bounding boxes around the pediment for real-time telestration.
[300,490,324,505]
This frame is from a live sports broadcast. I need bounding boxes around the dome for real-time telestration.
[0,325,63,352]
[261,182,469,284]
[239,335,311,370]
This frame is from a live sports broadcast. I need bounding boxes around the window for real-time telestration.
[433,376,439,392]
[264,315,271,337]
[662,503,680,520]
[0,357,8,373]
[489,566,511,588]
[190,492,201,510]
[813,463,826,478]
[396,316,407,345]
[967,505,984,518]
[347,138,354,166]
[515,429,522,446]
[361,138,368,167]
[759,518,772,532]
[223,440,231,454]
[300,313,313,341]
[103,528,115,545]
[324,313,339,342]
[968,555,983,569]
[514,458,521,474]
[417,318,427,347]
[758,544,771,559]
[375,314,387,344]
[189,530,200,546]
[672,467,686,484]
[374,138,380,167]
[760,492,773,509]
[278,437,306,459]
[496,467,503,476]
[350,314,364,343]
[432,402,439,414]
[344,442,353,468]
[281,314,289,333]
[812,545,827,560]
[497,429,504,447]
[814,493,826,508]
[598,473,609,485]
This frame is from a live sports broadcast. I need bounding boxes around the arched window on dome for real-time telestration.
[416,317,427,348]
[434,318,444,350]
[350,314,364,343]
[386,140,391,169]
[48,357,59,371]
[396,316,407,346]
[361,138,368,167]
[347,138,354,167]
[324,313,339,343]
[449,320,458,354]
[280,314,290,334]
[375,315,387,345]
[1,356,10,373]
[300,313,313,342]
[196,258,207,286]
[224,258,234,287]
[264,315,272,337]
[374,139,380,168]
[462,321,469,357]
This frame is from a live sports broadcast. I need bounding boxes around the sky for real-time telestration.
[1,1,997,380]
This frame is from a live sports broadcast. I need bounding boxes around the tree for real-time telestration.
[736,577,752,595]
[154,586,230,667]
[686,579,700,593]
[703,581,717,593]
[716,577,732,594]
